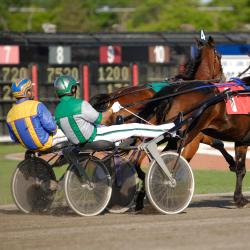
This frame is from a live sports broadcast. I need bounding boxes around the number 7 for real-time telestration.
[4,46,11,63]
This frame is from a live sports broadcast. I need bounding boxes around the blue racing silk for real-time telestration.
[6,99,57,151]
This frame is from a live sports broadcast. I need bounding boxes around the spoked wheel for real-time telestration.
[64,158,112,216]
[145,152,194,215]
[106,158,137,213]
[11,157,56,213]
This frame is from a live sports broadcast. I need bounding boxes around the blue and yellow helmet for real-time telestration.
[11,79,32,99]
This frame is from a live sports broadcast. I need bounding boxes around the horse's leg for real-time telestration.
[128,150,146,211]
[182,133,235,171]
[201,134,236,172]
[181,133,202,162]
[234,144,248,207]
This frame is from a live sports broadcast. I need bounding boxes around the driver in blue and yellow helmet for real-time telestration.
[6,79,67,151]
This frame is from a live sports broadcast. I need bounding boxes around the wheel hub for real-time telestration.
[164,178,177,188]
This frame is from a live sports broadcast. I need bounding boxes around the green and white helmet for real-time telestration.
[54,75,79,97]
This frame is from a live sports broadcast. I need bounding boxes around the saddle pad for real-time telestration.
[145,81,172,93]
[217,83,250,115]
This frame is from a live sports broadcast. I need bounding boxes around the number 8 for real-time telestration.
[56,46,64,64]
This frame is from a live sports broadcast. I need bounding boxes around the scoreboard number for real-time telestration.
[0,66,28,82]
[56,46,64,64]
[154,46,165,63]
[46,66,79,83]
[149,46,170,63]
[100,46,122,64]
[2,85,12,100]
[98,65,130,82]
[0,66,29,100]
[0,46,20,64]
[107,83,129,93]
[49,46,71,64]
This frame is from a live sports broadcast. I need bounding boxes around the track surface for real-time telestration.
[1,144,250,250]
[1,194,250,250]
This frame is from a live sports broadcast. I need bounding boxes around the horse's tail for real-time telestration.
[89,93,111,112]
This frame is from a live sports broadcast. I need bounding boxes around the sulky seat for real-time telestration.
[78,140,115,152]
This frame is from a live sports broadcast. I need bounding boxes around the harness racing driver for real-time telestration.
[54,75,174,144]
[6,79,67,152]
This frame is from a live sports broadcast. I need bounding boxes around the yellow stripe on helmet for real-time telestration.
[12,80,32,98]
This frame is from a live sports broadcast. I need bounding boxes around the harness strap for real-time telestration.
[168,89,235,134]
[123,80,248,109]
[237,65,250,78]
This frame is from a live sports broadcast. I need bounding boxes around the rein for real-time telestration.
[122,79,249,109]
[120,80,249,124]
[95,85,153,106]
[98,80,178,105]
[237,64,250,77]
[96,78,222,107]
[121,80,217,109]
[166,88,250,128]
[167,89,238,134]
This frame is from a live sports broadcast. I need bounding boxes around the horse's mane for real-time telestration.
[174,50,202,80]
[89,93,111,111]
[138,83,181,122]
[89,85,148,112]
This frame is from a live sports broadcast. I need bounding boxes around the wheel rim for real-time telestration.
[65,159,112,216]
[12,158,56,213]
[146,152,194,214]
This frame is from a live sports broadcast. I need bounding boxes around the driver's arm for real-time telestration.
[80,100,113,125]
[37,103,57,134]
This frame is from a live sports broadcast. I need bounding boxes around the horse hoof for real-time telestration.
[134,200,144,212]
[235,198,249,208]
[132,208,144,214]
[134,191,145,211]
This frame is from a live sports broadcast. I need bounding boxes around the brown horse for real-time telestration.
[90,36,236,210]
[140,76,250,207]
[90,36,233,168]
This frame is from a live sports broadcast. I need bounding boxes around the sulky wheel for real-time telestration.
[64,157,112,216]
[106,158,137,213]
[145,151,194,215]
[11,157,56,214]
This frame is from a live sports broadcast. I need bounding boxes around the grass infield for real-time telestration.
[1,144,250,205]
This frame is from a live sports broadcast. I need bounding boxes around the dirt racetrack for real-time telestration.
[1,144,250,250]
[1,193,250,250]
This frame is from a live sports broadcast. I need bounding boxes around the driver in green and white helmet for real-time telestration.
[54,75,79,97]
[54,75,174,145]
